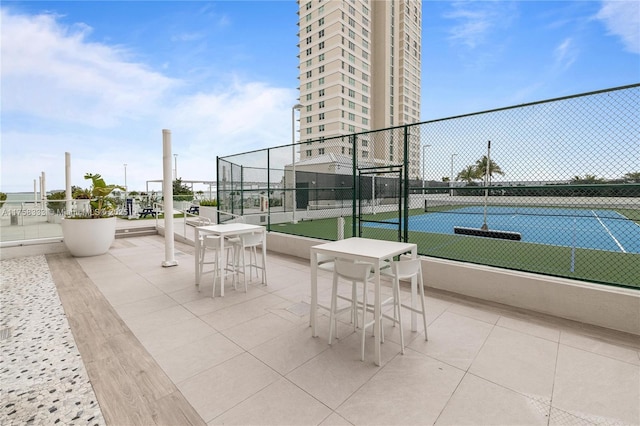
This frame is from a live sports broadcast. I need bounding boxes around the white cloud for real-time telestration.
[554,37,578,70]
[0,8,178,128]
[595,0,640,54]
[445,1,516,49]
[0,8,297,192]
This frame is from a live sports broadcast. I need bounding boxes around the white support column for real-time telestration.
[41,172,46,202]
[65,152,72,214]
[162,129,178,267]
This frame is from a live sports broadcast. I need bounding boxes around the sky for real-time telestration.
[1,0,638,193]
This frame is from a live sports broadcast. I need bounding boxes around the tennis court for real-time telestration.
[365,206,640,254]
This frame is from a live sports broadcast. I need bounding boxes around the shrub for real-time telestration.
[199,199,217,207]
[47,191,66,213]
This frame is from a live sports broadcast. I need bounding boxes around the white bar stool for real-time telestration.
[198,235,235,297]
[229,232,266,292]
[382,258,428,347]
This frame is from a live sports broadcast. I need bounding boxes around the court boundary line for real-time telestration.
[591,210,626,253]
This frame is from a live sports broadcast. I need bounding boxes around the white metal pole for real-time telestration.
[422,144,431,196]
[41,172,46,202]
[162,129,178,267]
[65,152,72,214]
[450,153,457,196]
[174,153,178,180]
[291,103,302,223]
[38,176,43,206]
[33,179,37,204]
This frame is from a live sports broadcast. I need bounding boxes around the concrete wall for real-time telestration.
[266,232,640,336]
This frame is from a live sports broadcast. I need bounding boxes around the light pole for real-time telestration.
[291,103,303,223]
[450,153,458,196]
[124,163,128,197]
[173,154,178,180]
[124,163,129,216]
[422,144,431,195]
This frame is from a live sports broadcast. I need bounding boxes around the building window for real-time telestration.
[318,17,324,26]
[306,47,312,55]
[362,150,368,158]
[319,125,325,132]
[318,89,325,97]
[318,65,325,73]
[348,101,355,109]
[306,24,312,33]
[306,93,312,101]
[306,104,313,112]
[306,128,313,134]
[348,112,355,121]
[319,41,325,50]
[319,100,325,108]
[318,53,325,62]
[318,29,325,38]
[306,116,313,123]
[306,70,312,78]
[319,148,325,154]
[348,125,355,132]
[318,113,325,120]
[306,82,312,89]
[306,150,312,156]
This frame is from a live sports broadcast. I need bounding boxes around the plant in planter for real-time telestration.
[72,186,92,215]
[46,191,67,223]
[62,173,125,257]
[198,198,218,221]
[0,192,7,209]
[199,199,217,207]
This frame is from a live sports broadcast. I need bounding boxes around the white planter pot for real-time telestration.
[61,216,117,257]
[199,206,218,222]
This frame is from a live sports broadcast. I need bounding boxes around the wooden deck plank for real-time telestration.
[46,253,206,426]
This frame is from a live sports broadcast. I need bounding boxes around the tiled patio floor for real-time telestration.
[5,233,640,425]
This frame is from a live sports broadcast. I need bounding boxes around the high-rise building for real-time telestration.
[296,0,422,178]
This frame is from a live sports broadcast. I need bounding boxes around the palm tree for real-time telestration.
[456,165,479,183]
[571,174,603,184]
[474,155,504,183]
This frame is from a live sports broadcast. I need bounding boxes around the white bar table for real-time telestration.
[195,223,266,297]
[310,237,417,366]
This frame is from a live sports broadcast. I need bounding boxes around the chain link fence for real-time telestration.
[218,84,639,289]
